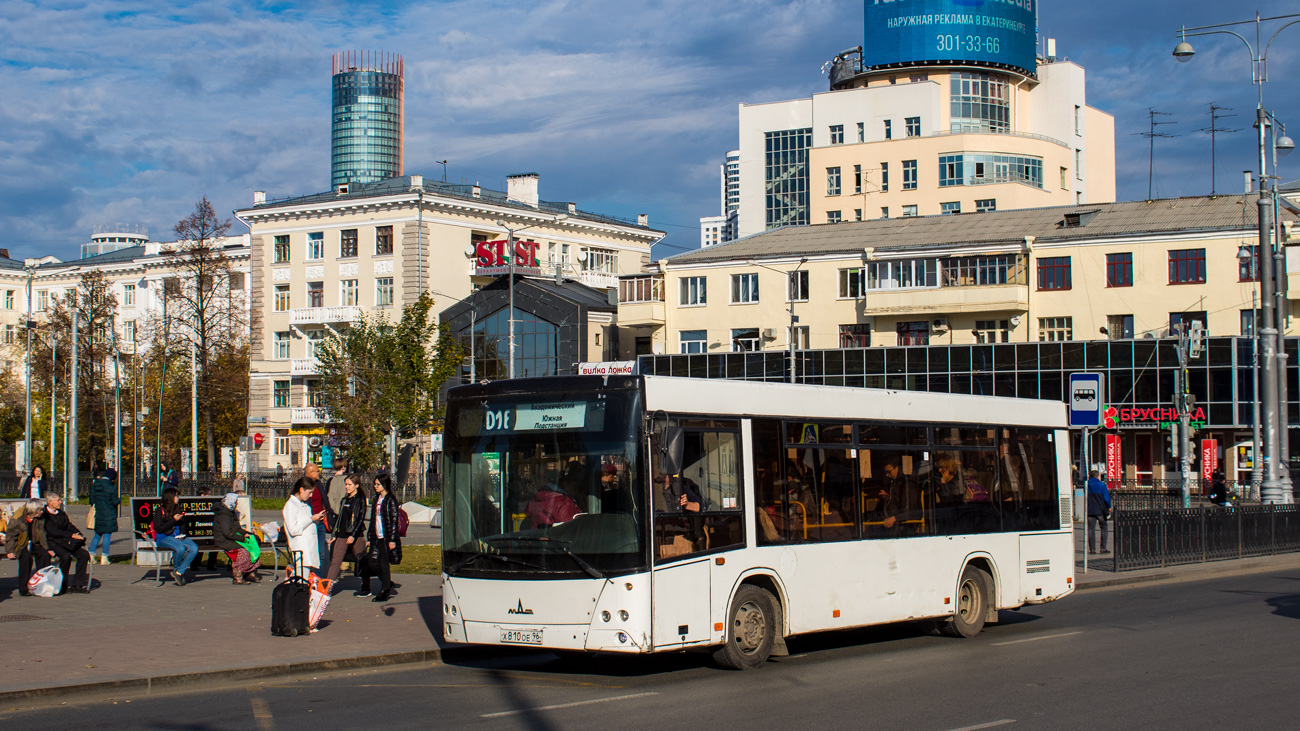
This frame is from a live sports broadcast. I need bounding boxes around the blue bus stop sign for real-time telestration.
[1068,372,1104,428]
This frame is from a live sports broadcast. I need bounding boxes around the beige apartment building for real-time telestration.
[235,174,662,469]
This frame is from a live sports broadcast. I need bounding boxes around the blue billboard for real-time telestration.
[864,0,1038,77]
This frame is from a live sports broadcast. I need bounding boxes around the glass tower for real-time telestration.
[331,51,404,189]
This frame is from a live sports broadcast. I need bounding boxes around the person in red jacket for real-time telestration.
[526,482,581,528]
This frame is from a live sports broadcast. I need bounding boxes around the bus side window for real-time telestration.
[1000,428,1060,531]
[653,425,745,561]
[752,419,786,545]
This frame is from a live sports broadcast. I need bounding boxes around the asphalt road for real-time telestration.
[5,569,1299,730]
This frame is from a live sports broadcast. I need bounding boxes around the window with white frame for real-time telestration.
[679,329,707,354]
[274,284,290,312]
[838,268,866,298]
[306,329,326,358]
[827,210,842,223]
[731,327,760,352]
[340,279,359,307]
[905,117,921,136]
[854,164,862,194]
[902,204,918,217]
[4,290,13,309]
[274,435,289,456]
[790,325,810,350]
[274,331,291,359]
[857,121,865,142]
[974,319,1010,343]
[867,259,937,290]
[307,232,324,260]
[36,291,48,311]
[376,277,394,306]
[788,270,809,302]
[123,283,136,307]
[829,124,844,144]
[827,166,842,196]
[731,273,759,303]
[583,247,617,274]
[3,325,14,345]
[940,201,961,215]
[975,198,996,213]
[305,379,324,407]
[679,276,707,306]
[903,160,918,189]
[123,320,136,343]
[1038,317,1073,341]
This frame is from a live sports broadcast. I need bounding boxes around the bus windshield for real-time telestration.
[442,385,646,578]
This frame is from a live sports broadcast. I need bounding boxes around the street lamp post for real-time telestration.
[1240,247,1262,499]
[1174,11,1300,503]
[494,215,568,379]
[22,265,33,473]
[1268,116,1294,494]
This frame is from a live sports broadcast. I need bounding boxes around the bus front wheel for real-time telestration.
[713,585,776,670]
[941,566,991,638]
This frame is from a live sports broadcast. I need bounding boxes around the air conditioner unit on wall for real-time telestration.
[932,318,948,329]
[761,328,777,339]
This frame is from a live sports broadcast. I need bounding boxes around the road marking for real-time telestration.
[481,691,658,718]
[945,720,1015,731]
[249,696,275,731]
[993,631,1082,646]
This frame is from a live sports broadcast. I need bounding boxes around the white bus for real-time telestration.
[441,375,1074,669]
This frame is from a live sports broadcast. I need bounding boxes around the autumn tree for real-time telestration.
[315,293,462,470]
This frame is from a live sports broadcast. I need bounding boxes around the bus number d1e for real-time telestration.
[936,35,1000,54]
[484,409,513,432]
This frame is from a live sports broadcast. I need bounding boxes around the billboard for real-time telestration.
[865,0,1038,77]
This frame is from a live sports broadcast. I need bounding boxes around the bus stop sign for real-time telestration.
[1068,372,1104,428]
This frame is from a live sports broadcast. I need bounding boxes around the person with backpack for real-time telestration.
[361,473,401,602]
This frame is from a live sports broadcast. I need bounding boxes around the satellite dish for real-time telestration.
[576,249,588,263]
[464,244,476,258]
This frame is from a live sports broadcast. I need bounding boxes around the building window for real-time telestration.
[1060,167,1069,189]
[122,283,135,307]
[949,72,1010,133]
[2,325,14,345]
[905,116,920,137]
[731,328,760,352]
[938,153,1044,188]
[896,321,929,346]
[974,319,1010,343]
[274,331,291,359]
[902,205,918,217]
[1239,245,1259,281]
[1074,105,1082,135]
[731,273,759,303]
[857,122,865,142]
[1075,149,1083,179]
[273,235,290,264]
[272,380,290,408]
[1107,314,1135,339]
[788,270,809,302]
[583,247,617,274]
[1038,317,1073,341]
[880,162,889,191]
[123,320,137,343]
[764,128,813,229]
[975,198,996,212]
[790,325,810,350]
[1037,257,1072,291]
[1169,249,1207,284]
[1106,253,1133,287]
[679,330,707,354]
[1241,309,1259,337]
[307,232,324,260]
[942,254,1025,286]
[376,277,394,306]
[826,166,841,196]
[854,164,862,194]
[854,208,863,221]
[680,276,707,306]
[306,329,326,358]
[902,160,917,190]
[838,268,866,298]
[274,435,289,456]
[839,324,871,348]
[274,284,290,312]
[305,379,325,408]
[36,291,48,311]
[940,201,961,215]
[881,207,890,218]
[376,225,394,256]
[827,210,842,223]
[307,281,324,308]
[341,229,358,258]
[883,120,892,139]
[3,290,13,309]
[868,259,937,290]
[340,279,359,307]
[1170,311,1207,335]
[829,124,844,144]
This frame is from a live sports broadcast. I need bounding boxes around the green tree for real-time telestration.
[315,293,462,470]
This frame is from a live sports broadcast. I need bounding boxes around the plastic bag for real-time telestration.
[27,565,62,598]
[261,521,281,543]
[306,574,332,629]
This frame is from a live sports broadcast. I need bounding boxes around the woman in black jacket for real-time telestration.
[361,473,401,602]
[20,466,46,500]
[212,493,259,584]
[327,474,368,584]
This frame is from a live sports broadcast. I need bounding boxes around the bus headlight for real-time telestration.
[616,632,628,643]
[601,610,611,622]
[619,610,629,621]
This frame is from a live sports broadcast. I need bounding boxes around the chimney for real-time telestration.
[472,184,481,199]
[637,214,648,227]
[409,174,423,190]
[0,249,8,259]
[253,191,267,205]
[507,173,540,208]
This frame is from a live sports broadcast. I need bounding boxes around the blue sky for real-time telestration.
[1,0,1297,262]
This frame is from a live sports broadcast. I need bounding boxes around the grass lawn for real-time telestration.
[254,543,442,575]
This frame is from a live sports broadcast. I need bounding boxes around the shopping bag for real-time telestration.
[27,565,62,598]
[261,521,281,543]
[237,533,261,563]
[306,574,332,629]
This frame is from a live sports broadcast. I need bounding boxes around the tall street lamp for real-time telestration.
[1267,114,1294,495]
[494,215,568,379]
[1174,11,1300,503]
[22,264,34,473]
[1240,245,1263,499]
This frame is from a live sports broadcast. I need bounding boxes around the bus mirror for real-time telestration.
[660,427,685,475]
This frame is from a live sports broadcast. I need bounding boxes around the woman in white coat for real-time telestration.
[282,477,325,576]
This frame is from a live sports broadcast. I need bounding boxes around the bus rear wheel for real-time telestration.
[713,585,776,670]
[941,566,991,639]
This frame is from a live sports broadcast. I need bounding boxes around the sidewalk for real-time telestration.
[1070,522,1300,589]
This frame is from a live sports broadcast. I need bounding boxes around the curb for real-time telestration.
[1075,553,1300,591]
[0,647,441,704]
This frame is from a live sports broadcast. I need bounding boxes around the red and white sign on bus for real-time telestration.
[472,239,542,276]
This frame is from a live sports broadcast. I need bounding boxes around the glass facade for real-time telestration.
[332,68,404,188]
[466,307,561,380]
[765,128,813,229]
[950,72,1011,133]
[939,153,1043,188]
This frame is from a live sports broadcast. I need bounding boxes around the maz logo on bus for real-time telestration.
[484,409,515,431]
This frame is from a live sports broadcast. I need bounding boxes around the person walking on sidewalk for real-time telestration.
[153,487,199,585]
[1087,470,1112,555]
[20,466,47,500]
[5,499,51,595]
[328,474,368,585]
[213,493,259,584]
[362,473,401,602]
[304,463,334,579]
[42,494,90,594]
[283,477,324,577]
[88,467,120,566]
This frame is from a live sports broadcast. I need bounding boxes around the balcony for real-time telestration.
[290,359,319,375]
[290,306,362,326]
[863,284,1029,316]
[618,275,666,327]
[291,407,332,424]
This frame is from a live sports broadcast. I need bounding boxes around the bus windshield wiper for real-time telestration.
[445,551,544,576]
[483,535,606,579]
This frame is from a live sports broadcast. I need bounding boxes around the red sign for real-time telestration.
[473,239,541,274]
[1201,439,1217,484]
[253,432,265,447]
[1105,434,1122,487]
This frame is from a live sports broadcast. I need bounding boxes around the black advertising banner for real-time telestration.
[132,497,220,551]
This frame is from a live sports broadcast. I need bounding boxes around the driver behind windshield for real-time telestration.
[526,470,582,528]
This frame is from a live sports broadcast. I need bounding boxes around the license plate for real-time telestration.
[500,628,543,645]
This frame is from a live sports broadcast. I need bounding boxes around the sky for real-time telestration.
[1,0,1298,263]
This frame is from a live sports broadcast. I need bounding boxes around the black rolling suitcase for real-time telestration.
[271,551,311,637]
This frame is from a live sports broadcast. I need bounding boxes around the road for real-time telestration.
[4,568,1298,730]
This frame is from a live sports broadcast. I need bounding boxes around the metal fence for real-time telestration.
[1113,505,1300,571]
[0,469,436,502]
